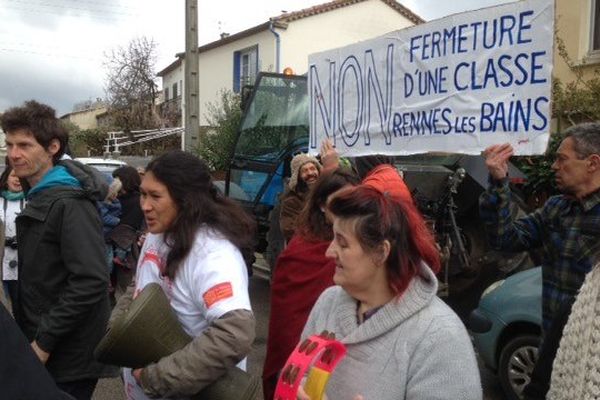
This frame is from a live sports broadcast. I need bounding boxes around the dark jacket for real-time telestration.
[118,191,144,230]
[0,304,73,399]
[14,159,116,382]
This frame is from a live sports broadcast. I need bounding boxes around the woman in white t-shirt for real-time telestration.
[115,150,256,400]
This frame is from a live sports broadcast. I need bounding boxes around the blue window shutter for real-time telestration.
[233,51,241,93]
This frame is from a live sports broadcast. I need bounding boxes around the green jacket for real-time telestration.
[14,159,116,382]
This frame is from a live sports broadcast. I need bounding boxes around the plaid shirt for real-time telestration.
[479,178,600,331]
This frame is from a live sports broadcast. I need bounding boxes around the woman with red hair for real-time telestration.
[298,185,481,400]
[262,168,359,400]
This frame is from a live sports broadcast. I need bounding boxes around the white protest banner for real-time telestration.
[308,0,554,156]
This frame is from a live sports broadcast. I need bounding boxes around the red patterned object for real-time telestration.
[274,332,346,400]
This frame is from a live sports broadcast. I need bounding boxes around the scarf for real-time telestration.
[1,191,25,201]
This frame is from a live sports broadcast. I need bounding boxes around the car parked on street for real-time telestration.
[76,157,127,179]
[469,267,542,400]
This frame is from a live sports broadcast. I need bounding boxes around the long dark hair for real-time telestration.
[112,166,141,195]
[145,150,256,279]
[328,185,440,296]
[297,168,359,242]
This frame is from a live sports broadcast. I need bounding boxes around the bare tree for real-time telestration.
[104,37,160,137]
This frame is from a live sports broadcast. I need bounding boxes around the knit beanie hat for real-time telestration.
[289,153,321,191]
[547,263,600,400]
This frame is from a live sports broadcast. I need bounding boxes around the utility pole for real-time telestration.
[183,0,200,151]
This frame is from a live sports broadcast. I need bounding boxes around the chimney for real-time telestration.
[220,32,230,39]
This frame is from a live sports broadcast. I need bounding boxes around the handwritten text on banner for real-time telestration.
[308,0,554,156]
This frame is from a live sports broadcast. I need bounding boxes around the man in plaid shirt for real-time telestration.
[480,122,600,399]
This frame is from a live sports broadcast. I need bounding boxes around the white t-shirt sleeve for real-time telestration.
[186,233,251,322]
[133,234,165,295]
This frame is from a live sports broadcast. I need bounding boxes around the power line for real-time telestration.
[0,47,103,61]
[5,0,139,17]
[2,5,129,22]
[2,5,136,23]
[0,40,100,51]
[47,0,139,11]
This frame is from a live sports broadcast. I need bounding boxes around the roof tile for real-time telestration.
[273,0,423,25]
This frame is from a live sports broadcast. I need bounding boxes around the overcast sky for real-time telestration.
[0,0,513,116]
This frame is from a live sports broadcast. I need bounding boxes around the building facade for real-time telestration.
[553,0,600,83]
[60,104,108,130]
[157,0,422,128]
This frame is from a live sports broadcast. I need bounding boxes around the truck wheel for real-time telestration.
[498,334,540,400]
[265,201,285,276]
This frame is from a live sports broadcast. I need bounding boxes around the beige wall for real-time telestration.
[198,30,276,124]
[279,0,415,74]
[554,0,599,83]
[62,107,107,130]
[160,31,276,126]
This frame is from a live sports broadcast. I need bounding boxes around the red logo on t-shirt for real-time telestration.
[141,250,167,275]
[203,282,234,308]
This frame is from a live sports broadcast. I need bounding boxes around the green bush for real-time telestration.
[514,132,561,199]
[195,90,241,171]
[69,128,108,157]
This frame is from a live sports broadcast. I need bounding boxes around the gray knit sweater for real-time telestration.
[547,264,600,399]
[301,263,482,400]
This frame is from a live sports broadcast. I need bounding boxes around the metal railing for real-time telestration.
[104,127,183,154]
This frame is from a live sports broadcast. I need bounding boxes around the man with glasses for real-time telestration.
[480,122,600,398]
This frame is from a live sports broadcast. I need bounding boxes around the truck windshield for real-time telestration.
[234,74,309,162]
